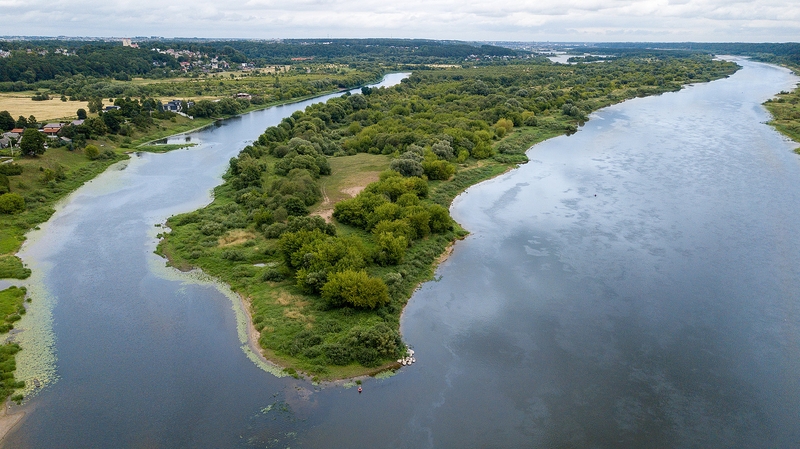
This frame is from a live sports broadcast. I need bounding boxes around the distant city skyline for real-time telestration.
[1,0,797,42]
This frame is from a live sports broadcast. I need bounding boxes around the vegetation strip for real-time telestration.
[159,54,739,380]
[764,65,800,152]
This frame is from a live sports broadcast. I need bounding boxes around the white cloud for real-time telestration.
[0,0,797,41]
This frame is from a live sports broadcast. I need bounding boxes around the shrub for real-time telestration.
[84,144,100,160]
[0,164,23,176]
[261,267,285,282]
[389,158,424,177]
[431,141,454,160]
[0,193,24,214]
[263,222,288,238]
[322,343,351,365]
[422,160,455,180]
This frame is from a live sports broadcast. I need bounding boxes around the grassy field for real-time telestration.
[314,153,391,218]
[0,93,89,122]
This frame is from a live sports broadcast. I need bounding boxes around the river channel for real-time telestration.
[5,60,800,448]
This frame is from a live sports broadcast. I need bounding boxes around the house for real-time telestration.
[10,128,23,134]
[235,93,252,100]
[165,100,183,112]
[3,131,20,140]
[70,119,85,126]
[42,123,64,135]
[103,105,121,112]
[0,136,10,148]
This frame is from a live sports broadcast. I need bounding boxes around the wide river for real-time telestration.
[5,60,800,448]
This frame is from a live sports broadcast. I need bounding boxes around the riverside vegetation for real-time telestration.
[158,54,739,379]
[764,65,800,151]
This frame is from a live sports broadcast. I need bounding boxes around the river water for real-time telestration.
[5,60,800,448]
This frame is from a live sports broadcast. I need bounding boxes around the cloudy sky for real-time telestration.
[1,0,798,42]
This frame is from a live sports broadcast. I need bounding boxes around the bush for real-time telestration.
[261,267,286,282]
[0,174,8,194]
[263,222,288,238]
[390,158,424,177]
[84,144,100,160]
[431,141,454,160]
[0,164,23,176]
[0,193,24,214]
[322,343,352,365]
[422,160,455,180]
[321,269,390,309]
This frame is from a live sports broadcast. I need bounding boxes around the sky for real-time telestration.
[1,0,798,42]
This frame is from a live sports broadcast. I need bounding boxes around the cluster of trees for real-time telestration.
[0,43,179,85]
[593,42,800,66]
[146,39,520,66]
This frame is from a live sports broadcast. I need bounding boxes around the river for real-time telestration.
[5,60,800,448]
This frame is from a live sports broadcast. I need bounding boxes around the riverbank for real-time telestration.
[159,56,741,381]
[764,64,800,150]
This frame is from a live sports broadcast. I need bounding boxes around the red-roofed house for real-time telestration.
[42,123,64,135]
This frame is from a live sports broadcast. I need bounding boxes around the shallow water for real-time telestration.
[5,59,800,448]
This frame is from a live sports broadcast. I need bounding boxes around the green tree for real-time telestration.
[88,98,103,114]
[375,231,407,265]
[321,269,389,309]
[76,108,87,120]
[20,128,45,156]
[0,111,14,131]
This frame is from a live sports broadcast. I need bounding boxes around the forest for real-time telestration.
[158,53,739,378]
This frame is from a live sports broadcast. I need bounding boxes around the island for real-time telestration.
[157,52,740,380]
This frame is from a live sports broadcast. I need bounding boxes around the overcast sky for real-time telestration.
[1,0,798,42]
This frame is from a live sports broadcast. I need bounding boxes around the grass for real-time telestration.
[0,255,31,279]
[0,286,27,403]
[0,93,89,122]
[137,143,198,153]
[315,153,391,211]
[0,286,26,333]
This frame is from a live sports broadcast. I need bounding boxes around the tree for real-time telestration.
[76,108,87,120]
[20,128,45,156]
[15,116,26,128]
[27,115,37,128]
[88,97,103,114]
[321,269,390,309]
[0,111,14,131]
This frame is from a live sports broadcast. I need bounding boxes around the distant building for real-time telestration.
[165,100,183,112]
[103,105,121,112]
[42,123,64,135]
[235,93,252,100]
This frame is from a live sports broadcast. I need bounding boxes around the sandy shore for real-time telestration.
[0,403,24,443]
